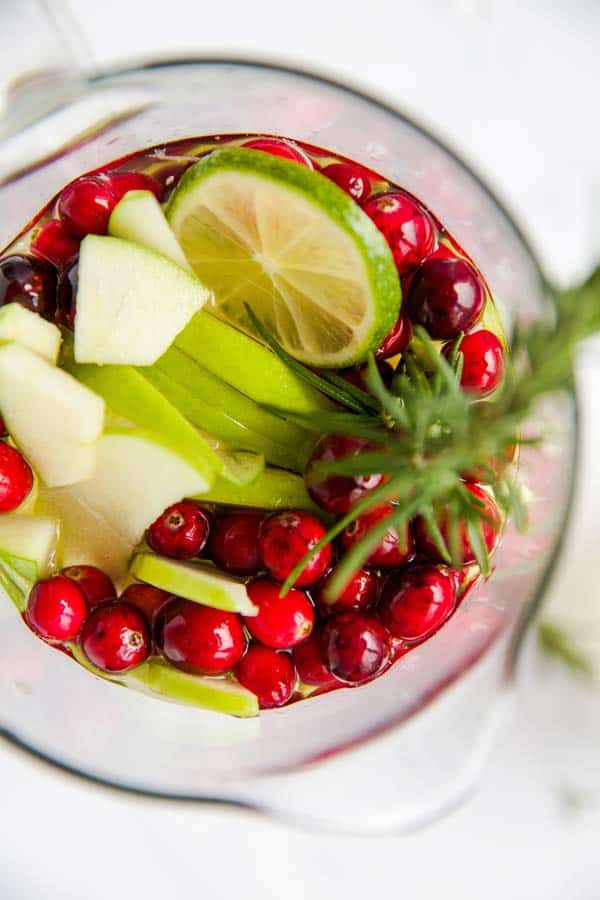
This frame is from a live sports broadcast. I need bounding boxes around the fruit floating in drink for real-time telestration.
[0,134,508,717]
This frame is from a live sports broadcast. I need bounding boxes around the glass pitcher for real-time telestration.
[0,0,576,833]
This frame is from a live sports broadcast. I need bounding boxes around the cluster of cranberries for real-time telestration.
[22,467,499,710]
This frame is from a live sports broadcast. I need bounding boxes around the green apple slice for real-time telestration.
[144,365,305,471]
[0,304,62,363]
[210,449,265,486]
[152,346,314,470]
[72,429,210,545]
[0,514,58,577]
[108,189,191,271]
[0,342,104,486]
[64,359,219,484]
[64,357,262,487]
[37,482,134,581]
[167,148,400,367]
[175,311,334,414]
[126,659,258,717]
[0,514,59,611]
[0,556,33,611]
[74,235,209,366]
[131,552,257,616]
[71,645,258,717]
[195,466,318,512]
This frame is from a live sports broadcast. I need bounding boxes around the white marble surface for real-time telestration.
[2,1,600,897]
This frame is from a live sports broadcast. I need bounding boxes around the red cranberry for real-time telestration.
[306,434,386,516]
[242,137,313,167]
[61,565,117,609]
[120,583,172,622]
[147,501,211,559]
[31,220,80,270]
[81,602,150,673]
[321,162,371,202]
[258,510,332,587]
[342,503,415,569]
[362,191,436,275]
[379,566,456,642]
[209,510,264,575]
[244,577,314,649]
[319,611,391,684]
[155,598,246,674]
[26,576,87,642]
[375,311,413,359]
[236,644,296,708]
[105,171,164,202]
[58,176,119,238]
[292,634,338,687]
[414,482,500,565]
[340,359,394,393]
[0,443,33,512]
[0,254,59,321]
[0,415,6,438]
[313,567,379,615]
[443,329,504,397]
[407,256,485,340]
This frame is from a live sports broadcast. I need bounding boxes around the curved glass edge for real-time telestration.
[0,58,578,819]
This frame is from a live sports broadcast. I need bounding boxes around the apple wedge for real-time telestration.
[71,644,258,717]
[150,346,315,471]
[175,311,334,414]
[0,515,58,578]
[37,482,135,581]
[0,514,59,611]
[71,429,210,545]
[108,189,191,271]
[74,236,209,365]
[131,552,258,616]
[64,360,219,485]
[0,342,104,486]
[143,366,298,470]
[64,359,263,487]
[195,466,318,512]
[0,304,62,363]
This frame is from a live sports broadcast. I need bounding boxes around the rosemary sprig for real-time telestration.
[249,265,600,596]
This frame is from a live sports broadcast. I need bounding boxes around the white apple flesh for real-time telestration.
[74,235,209,365]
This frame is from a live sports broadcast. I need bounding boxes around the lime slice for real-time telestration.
[167,148,401,367]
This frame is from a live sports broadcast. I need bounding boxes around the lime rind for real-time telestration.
[167,148,401,367]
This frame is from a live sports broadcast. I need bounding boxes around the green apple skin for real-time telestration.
[131,552,258,616]
[0,304,62,363]
[0,555,33,611]
[212,449,265,486]
[0,341,104,487]
[0,514,59,611]
[64,358,220,484]
[71,429,211,545]
[151,347,315,471]
[108,190,191,270]
[70,644,258,717]
[143,366,301,470]
[175,311,334,414]
[74,235,209,366]
[195,466,319,512]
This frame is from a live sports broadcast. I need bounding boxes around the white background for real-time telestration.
[2,1,600,897]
